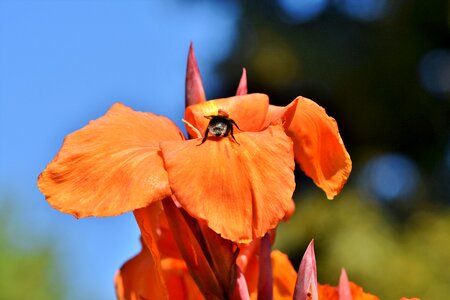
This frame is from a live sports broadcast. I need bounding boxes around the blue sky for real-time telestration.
[0,1,239,299]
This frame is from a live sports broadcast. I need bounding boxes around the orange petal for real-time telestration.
[38,103,183,217]
[199,223,239,294]
[184,93,269,138]
[115,246,204,300]
[114,240,168,300]
[349,282,379,300]
[133,203,168,262]
[286,97,352,199]
[271,250,297,300]
[163,197,238,297]
[134,199,184,261]
[318,284,338,300]
[263,98,299,130]
[161,257,204,300]
[162,198,225,299]
[239,247,297,300]
[238,240,260,299]
[318,281,381,300]
[134,202,205,300]
[237,239,260,273]
[160,125,295,243]
[283,198,296,221]
[186,42,207,107]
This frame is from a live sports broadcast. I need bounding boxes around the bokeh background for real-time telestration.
[0,0,449,299]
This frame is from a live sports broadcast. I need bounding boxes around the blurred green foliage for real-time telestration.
[275,192,450,299]
[0,207,63,300]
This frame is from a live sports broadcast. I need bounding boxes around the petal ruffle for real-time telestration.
[238,248,297,300]
[161,258,204,300]
[134,198,210,299]
[348,282,379,300]
[114,240,168,300]
[114,246,203,300]
[317,284,338,300]
[184,93,269,138]
[286,97,352,199]
[38,103,183,217]
[160,125,295,243]
[263,98,299,130]
[271,250,297,299]
[162,198,226,299]
[317,282,381,300]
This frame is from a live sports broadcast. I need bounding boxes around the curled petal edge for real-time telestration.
[286,97,352,199]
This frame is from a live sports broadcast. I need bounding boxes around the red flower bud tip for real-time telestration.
[233,266,250,300]
[185,42,206,107]
[258,233,274,300]
[338,269,352,300]
[236,68,248,96]
[294,239,318,300]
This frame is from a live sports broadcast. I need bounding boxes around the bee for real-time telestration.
[198,110,240,145]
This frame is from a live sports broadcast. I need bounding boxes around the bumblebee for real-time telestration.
[199,111,240,145]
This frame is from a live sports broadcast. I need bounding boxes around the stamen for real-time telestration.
[182,119,202,139]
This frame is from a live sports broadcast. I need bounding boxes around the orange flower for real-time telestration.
[38,44,351,243]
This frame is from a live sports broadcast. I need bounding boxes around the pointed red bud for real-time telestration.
[236,68,248,96]
[185,42,206,107]
[232,266,251,300]
[338,269,352,300]
[294,240,318,300]
[257,233,273,300]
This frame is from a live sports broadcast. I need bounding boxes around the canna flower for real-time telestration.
[37,44,351,244]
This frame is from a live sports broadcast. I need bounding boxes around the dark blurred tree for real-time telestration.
[274,191,450,299]
[0,206,63,300]
[215,0,449,203]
